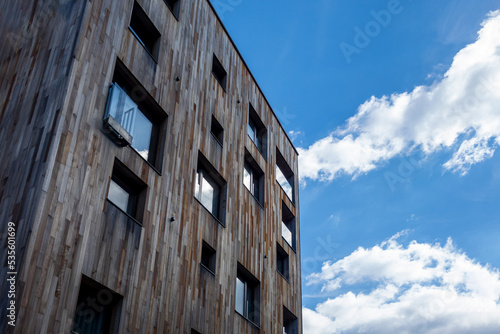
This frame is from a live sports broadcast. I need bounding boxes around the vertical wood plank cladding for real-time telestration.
[1,0,302,332]
[0,1,87,332]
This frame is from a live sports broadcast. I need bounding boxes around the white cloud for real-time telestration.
[299,11,500,182]
[304,232,500,334]
[302,308,336,334]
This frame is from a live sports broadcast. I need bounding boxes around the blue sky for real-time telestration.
[211,1,500,332]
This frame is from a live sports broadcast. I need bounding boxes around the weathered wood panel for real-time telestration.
[0,1,88,332]
[1,0,302,333]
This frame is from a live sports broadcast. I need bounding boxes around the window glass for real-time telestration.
[196,170,220,218]
[235,277,245,315]
[243,165,251,191]
[235,266,260,324]
[253,176,260,199]
[276,165,293,199]
[108,179,130,213]
[195,172,200,202]
[195,153,226,223]
[281,202,296,250]
[107,84,153,160]
[277,253,284,274]
[282,221,293,246]
[247,283,255,318]
[248,121,264,153]
[248,105,267,157]
[277,244,289,279]
[243,152,264,204]
[200,174,214,212]
[256,135,263,153]
[131,110,152,160]
[247,123,255,142]
[107,83,136,133]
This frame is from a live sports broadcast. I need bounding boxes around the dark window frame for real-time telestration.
[243,150,265,206]
[283,306,298,334]
[276,242,290,281]
[212,54,227,91]
[276,148,295,203]
[210,115,224,146]
[281,201,296,251]
[194,152,227,225]
[129,1,161,62]
[235,263,260,326]
[200,240,216,275]
[107,158,147,225]
[72,275,123,334]
[164,0,180,19]
[248,104,267,158]
[103,59,168,173]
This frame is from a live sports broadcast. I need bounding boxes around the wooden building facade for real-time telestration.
[0,0,302,333]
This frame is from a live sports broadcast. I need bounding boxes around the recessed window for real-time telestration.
[164,0,180,19]
[201,241,216,274]
[72,276,122,334]
[107,159,147,223]
[283,306,298,334]
[129,1,161,61]
[108,179,132,214]
[235,263,260,325]
[212,54,227,91]
[195,152,227,224]
[210,115,224,145]
[276,148,295,202]
[281,201,296,250]
[248,104,267,158]
[103,60,167,171]
[276,243,289,280]
[243,150,264,205]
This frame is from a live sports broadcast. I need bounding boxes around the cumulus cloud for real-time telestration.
[299,11,500,182]
[304,232,500,333]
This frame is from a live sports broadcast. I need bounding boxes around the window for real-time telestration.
[164,0,180,19]
[201,241,216,274]
[191,330,201,334]
[129,1,161,61]
[276,149,295,202]
[212,54,227,90]
[283,306,298,334]
[243,150,264,205]
[72,276,122,334]
[195,152,227,224]
[276,243,289,280]
[248,104,267,158]
[103,60,167,171]
[281,201,296,250]
[210,115,224,145]
[235,264,260,325]
[107,159,147,223]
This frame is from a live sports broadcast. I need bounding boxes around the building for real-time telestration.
[0,0,302,332]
